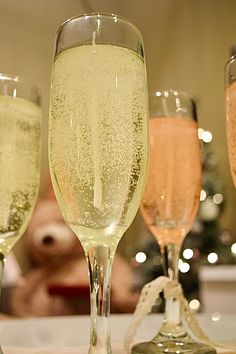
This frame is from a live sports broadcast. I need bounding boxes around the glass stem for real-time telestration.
[86,244,112,354]
[157,243,186,339]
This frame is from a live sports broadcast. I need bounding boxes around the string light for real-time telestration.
[189,299,200,311]
[135,252,147,263]
[164,90,169,97]
[207,252,218,264]
[183,248,194,260]
[197,128,213,143]
[198,128,204,139]
[179,262,190,273]
[200,190,207,201]
[213,193,223,204]
[231,243,236,255]
[201,130,213,143]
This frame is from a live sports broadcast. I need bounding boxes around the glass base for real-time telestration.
[131,337,216,354]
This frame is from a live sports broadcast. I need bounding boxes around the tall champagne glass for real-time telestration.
[48,14,148,354]
[225,55,236,187]
[0,74,41,316]
[132,90,216,354]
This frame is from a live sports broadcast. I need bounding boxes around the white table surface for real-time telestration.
[0,313,235,348]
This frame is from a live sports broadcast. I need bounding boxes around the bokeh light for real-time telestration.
[135,252,147,263]
[183,248,194,260]
[207,252,218,264]
[189,299,200,311]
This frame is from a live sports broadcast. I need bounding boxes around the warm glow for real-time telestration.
[213,193,223,204]
[231,243,236,255]
[183,248,194,260]
[200,189,207,201]
[207,252,218,264]
[201,130,213,143]
[179,262,190,273]
[198,128,204,139]
[189,299,200,311]
[164,90,169,97]
[135,252,147,263]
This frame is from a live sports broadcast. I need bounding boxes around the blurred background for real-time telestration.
[1,0,236,316]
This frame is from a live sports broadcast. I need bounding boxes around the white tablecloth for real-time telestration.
[0,314,235,352]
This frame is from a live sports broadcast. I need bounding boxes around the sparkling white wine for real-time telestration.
[141,117,201,247]
[226,80,236,187]
[0,96,41,257]
[49,44,148,252]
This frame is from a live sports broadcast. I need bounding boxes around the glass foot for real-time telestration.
[131,337,216,354]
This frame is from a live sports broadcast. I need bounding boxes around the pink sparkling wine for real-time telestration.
[226,80,236,187]
[141,116,201,247]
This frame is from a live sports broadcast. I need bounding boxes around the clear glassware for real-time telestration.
[225,55,236,188]
[132,90,216,354]
[48,13,149,354]
[0,73,41,333]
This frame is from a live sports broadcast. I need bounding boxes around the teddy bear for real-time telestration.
[10,184,139,317]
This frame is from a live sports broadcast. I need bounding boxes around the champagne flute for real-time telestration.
[48,13,148,354]
[132,90,216,354]
[225,55,236,187]
[0,74,41,313]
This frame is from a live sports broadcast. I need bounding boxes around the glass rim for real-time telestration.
[149,89,197,121]
[226,54,236,68]
[0,72,40,94]
[56,12,143,40]
[0,72,22,83]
